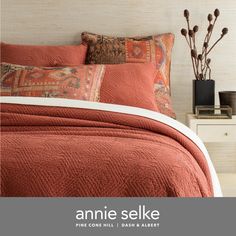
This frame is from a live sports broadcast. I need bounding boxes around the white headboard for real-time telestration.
[1,0,236,123]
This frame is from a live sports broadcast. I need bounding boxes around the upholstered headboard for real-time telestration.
[1,0,236,123]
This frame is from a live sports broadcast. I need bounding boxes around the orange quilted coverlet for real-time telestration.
[0,104,213,197]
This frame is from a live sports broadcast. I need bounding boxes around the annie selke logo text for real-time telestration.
[75,205,160,229]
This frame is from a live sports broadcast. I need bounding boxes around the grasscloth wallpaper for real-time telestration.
[1,0,236,123]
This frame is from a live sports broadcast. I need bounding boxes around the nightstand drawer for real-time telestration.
[197,125,236,142]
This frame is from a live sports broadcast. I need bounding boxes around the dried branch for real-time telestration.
[181,8,228,80]
[207,28,228,55]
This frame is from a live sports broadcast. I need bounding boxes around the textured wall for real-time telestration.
[1,0,236,123]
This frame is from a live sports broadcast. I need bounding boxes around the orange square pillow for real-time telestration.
[100,63,159,111]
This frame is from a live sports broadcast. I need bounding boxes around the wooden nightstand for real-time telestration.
[186,114,236,197]
[187,114,236,143]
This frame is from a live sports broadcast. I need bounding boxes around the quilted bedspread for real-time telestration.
[0,103,213,197]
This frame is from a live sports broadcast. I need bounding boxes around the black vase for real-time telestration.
[219,91,236,115]
[192,80,215,113]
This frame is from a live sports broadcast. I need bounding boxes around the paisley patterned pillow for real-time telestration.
[0,62,159,112]
[81,32,175,118]
[0,63,105,101]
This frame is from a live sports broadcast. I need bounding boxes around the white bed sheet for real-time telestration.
[0,96,222,197]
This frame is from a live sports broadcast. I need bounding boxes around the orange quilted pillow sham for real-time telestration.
[1,63,159,112]
[1,42,88,67]
[101,63,159,111]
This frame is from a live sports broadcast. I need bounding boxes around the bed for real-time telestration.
[0,96,221,197]
[0,32,222,197]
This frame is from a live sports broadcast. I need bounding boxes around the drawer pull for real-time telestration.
[224,132,228,136]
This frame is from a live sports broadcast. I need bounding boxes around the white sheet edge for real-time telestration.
[0,96,222,197]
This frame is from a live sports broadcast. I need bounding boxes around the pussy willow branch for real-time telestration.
[203,18,217,56]
[182,9,228,81]
[201,19,215,76]
[184,36,191,47]
[201,21,211,58]
[184,35,198,78]
[203,65,208,79]
[200,58,203,72]
[196,58,200,76]
[207,17,217,43]
[207,36,224,55]
[208,65,212,80]
[193,34,199,77]
[204,63,212,80]
[202,35,224,78]
[202,17,218,77]
[186,20,198,79]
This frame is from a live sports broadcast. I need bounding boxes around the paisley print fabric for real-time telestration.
[82,32,175,118]
[0,63,105,101]
[82,33,126,64]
